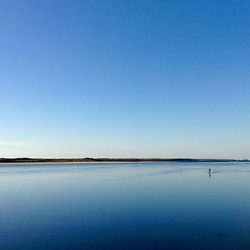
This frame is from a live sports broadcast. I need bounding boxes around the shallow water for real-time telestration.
[0,162,250,249]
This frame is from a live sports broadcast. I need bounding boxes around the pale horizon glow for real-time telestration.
[0,1,250,159]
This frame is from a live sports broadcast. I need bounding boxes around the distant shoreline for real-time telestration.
[0,158,249,165]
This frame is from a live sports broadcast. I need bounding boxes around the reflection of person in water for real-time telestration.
[208,168,212,177]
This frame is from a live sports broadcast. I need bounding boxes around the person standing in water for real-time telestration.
[208,168,212,177]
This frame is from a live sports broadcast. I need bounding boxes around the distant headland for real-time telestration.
[0,158,249,164]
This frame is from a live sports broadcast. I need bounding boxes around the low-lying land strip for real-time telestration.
[0,158,249,164]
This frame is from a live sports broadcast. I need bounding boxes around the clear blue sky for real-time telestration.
[1,0,250,159]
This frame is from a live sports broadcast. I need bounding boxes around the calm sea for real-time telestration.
[0,162,250,249]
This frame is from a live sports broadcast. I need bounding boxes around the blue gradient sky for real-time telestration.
[1,0,250,158]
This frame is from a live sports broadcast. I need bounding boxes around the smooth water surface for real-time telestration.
[0,162,250,249]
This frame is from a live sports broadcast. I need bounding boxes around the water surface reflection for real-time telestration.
[0,162,250,249]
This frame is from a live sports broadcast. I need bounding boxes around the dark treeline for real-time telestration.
[0,158,249,163]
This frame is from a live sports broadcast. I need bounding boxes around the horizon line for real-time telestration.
[0,157,249,163]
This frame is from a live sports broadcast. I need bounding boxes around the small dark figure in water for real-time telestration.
[208,168,211,177]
